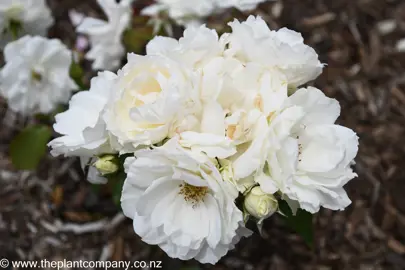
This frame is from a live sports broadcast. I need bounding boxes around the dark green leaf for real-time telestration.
[122,27,154,54]
[112,180,124,206]
[10,125,52,170]
[69,61,86,90]
[9,19,22,40]
[90,183,102,194]
[107,171,127,207]
[279,200,314,247]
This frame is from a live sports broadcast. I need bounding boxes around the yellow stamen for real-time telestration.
[254,94,264,111]
[31,71,42,82]
[179,183,208,207]
[226,125,236,139]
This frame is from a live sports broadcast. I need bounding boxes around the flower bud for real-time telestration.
[244,186,278,221]
[93,155,119,175]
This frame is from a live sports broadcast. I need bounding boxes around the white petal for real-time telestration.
[200,101,225,136]
[287,87,340,127]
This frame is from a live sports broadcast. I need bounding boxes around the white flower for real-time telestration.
[76,0,133,70]
[103,53,201,152]
[226,16,324,87]
[121,137,251,264]
[218,0,270,11]
[0,0,54,48]
[141,0,272,27]
[0,35,77,115]
[234,87,359,213]
[141,0,216,27]
[244,186,278,221]
[48,71,117,157]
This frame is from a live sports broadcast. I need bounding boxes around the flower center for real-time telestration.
[179,182,208,207]
[31,70,43,82]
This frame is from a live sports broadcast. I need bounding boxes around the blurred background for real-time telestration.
[1,0,405,269]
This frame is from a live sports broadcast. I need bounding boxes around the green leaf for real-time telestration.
[122,27,154,54]
[10,125,52,170]
[278,200,314,247]
[90,183,102,194]
[9,19,22,40]
[287,85,298,96]
[69,61,86,90]
[106,171,126,207]
[112,180,124,206]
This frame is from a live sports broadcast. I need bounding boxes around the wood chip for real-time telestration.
[302,12,336,27]
[388,237,405,254]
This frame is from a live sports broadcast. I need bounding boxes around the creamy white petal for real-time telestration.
[146,25,226,69]
[200,101,225,136]
[232,127,269,179]
[103,54,201,151]
[179,131,236,159]
[287,87,341,128]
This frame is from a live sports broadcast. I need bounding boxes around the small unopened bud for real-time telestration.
[93,155,119,175]
[244,186,278,221]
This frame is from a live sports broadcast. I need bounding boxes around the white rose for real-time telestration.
[251,87,358,213]
[0,0,54,47]
[244,186,278,221]
[121,137,251,264]
[104,53,201,152]
[0,36,77,115]
[141,0,216,27]
[226,16,324,87]
[217,0,270,12]
[48,71,116,157]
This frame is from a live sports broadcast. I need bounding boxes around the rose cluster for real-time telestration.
[49,16,358,264]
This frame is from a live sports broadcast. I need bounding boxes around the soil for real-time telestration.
[1,0,405,269]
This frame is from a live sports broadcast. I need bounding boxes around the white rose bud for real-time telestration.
[94,155,119,175]
[244,186,278,221]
